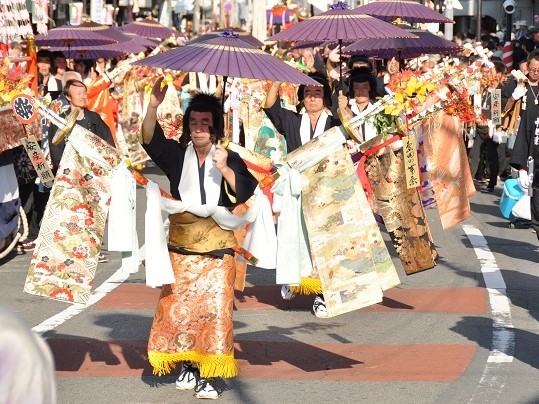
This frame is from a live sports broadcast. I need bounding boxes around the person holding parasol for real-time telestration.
[141,77,258,399]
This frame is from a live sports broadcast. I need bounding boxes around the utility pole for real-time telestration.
[476,0,481,41]
[444,0,454,40]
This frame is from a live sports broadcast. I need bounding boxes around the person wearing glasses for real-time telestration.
[510,50,539,237]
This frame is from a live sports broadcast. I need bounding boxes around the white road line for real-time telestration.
[32,252,143,334]
[462,225,515,403]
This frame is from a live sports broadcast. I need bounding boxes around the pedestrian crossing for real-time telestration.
[48,283,486,383]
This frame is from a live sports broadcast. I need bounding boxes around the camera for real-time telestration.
[503,0,516,14]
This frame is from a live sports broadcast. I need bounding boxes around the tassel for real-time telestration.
[289,277,323,295]
[148,351,238,378]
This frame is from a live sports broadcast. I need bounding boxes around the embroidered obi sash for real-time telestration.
[168,212,237,253]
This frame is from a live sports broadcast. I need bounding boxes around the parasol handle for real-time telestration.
[338,39,343,89]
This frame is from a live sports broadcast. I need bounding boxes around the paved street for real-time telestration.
[2,168,539,404]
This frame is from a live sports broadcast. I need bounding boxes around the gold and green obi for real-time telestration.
[168,212,237,253]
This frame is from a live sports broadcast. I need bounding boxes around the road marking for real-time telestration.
[32,258,139,334]
[462,225,515,403]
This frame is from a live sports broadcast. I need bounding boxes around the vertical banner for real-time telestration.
[402,134,420,189]
[69,2,84,25]
[491,89,502,126]
[21,135,54,185]
[90,0,105,24]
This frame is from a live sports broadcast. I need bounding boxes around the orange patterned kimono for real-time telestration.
[147,213,240,378]
[143,125,258,379]
[147,250,237,378]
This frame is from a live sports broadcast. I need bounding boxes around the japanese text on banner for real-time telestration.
[403,134,420,189]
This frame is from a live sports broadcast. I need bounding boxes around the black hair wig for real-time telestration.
[179,92,223,148]
[347,67,377,100]
[297,72,332,108]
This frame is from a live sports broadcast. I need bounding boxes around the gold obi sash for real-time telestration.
[168,212,237,253]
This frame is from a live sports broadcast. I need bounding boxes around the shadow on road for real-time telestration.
[451,315,539,371]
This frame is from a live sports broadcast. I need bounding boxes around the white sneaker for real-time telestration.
[281,285,296,300]
[313,296,328,318]
[194,378,219,399]
[176,362,198,390]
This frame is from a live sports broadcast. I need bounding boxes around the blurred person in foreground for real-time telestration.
[0,305,56,404]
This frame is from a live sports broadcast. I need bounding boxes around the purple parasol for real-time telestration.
[353,0,453,24]
[267,2,418,42]
[49,22,148,57]
[134,31,321,86]
[343,25,462,60]
[120,19,178,40]
[48,47,126,60]
[76,21,134,43]
[35,24,118,48]
[187,28,264,48]
[122,32,161,48]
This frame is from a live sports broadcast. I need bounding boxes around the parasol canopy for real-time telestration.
[76,21,133,43]
[343,25,462,59]
[35,24,117,48]
[134,30,321,86]
[187,28,264,48]
[267,2,418,42]
[353,0,453,24]
[48,47,126,60]
[122,32,161,49]
[120,19,178,40]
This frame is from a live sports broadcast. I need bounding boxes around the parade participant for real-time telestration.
[469,60,507,192]
[52,51,68,81]
[337,67,378,142]
[264,72,341,317]
[48,78,115,264]
[141,77,258,399]
[37,49,62,100]
[511,50,539,238]
[17,50,63,253]
[264,73,340,153]
[49,79,114,171]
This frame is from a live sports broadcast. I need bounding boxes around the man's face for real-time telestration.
[352,81,371,103]
[67,83,88,109]
[303,86,324,113]
[528,58,539,82]
[55,57,67,72]
[189,111,213,148]
[74,62,85,75]
[37,57,51,76]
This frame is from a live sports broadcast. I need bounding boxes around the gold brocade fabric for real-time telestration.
[168,212,237,252]
[420,112,476,229]
[147,253,238,378]
[365,147,437,275]
[299,148,396,317]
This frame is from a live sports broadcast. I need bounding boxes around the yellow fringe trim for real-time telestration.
[289,277,322,295]
[148,350,239,378]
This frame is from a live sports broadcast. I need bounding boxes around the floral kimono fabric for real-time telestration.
[23,125,121,304]
[147,252,238,379]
